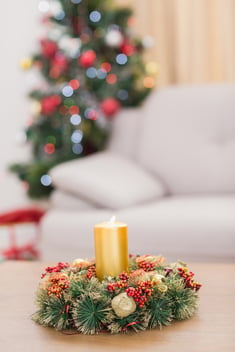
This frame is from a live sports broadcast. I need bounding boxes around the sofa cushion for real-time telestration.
[121,195,235,261]
[49,190,97,211]
[138,84,235,194]
[50,151,166,209]
[108,107,142,160]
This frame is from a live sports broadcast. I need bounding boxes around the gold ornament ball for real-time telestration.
[129,269,149,285]
[72,258,86,266]
[20,57,32,70]
[72,258,91,269]
[158,284,168,293]
[111,292,136,318]
[151,273,165,284]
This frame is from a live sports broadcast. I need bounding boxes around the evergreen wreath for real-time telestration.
[33,255,202,334]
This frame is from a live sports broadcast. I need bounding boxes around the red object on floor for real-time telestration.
[0,207,45,260]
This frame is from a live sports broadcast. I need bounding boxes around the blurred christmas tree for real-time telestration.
[10,0,156,199]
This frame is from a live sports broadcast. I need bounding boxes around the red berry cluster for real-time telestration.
[137,260,155,272]
[47,273,69,297]
[178,267,202,291]
[119,272,129,281]
[86,265,96,279]
[126,280,154,308]
[41,262,70,279]
[107,281,128,292]
[107,272,129,292]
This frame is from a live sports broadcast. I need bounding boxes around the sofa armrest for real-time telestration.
[50,151,166,209]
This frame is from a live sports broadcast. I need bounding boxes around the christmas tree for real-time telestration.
[10,0,155,199]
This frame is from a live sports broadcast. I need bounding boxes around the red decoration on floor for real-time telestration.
[0,207,45,260]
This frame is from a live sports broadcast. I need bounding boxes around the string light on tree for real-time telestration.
[71,0,82,4]
[44,143,55,154]
[62,86,74,97]
[69,105,80,115]
[40,174,52,186]
[69,79,80,89]
[70,114,82,125]
[59,36,81,58]
[38,1,50,13]
[97,69,107,79]
[72,143,83,154]
[106,74,117,85]
[143,76,155,89]
[71,130,83,143]
[86,67,97,78]
[105,28,123,47]
[116,54,128,65]
[89,11,102,23]
[146,62,159,76]
[100,62,112,72]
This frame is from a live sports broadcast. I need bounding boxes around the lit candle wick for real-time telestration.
[109,215,116,224]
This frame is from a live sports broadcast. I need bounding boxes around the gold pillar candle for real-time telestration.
[94,217,128,280]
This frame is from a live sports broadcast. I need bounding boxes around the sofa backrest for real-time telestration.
[108,107,144,160]
[110,84,235,195]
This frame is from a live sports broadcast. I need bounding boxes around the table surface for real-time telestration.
[0,261,235,352]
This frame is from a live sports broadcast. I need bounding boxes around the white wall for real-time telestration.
[0,1,40,211]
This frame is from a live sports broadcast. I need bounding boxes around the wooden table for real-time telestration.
[0,261,234,351]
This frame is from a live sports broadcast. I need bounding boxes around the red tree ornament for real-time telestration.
[50,54,69,79]
[78,50,96,68]
[40,39,58,59]
[51,54,68,72]
[121,41,135,56]
[100,98,120,118]
[41,95,61,116]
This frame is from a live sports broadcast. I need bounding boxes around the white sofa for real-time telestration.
[41,84,235,263]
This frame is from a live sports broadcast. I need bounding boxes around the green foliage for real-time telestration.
[9,161,54,198]
[147,295,173,328]
[112,309,150,333]
[72,293,113,334]
[69,276,104,298]
[11,0,153,198]
[33,295,72,330]
[168,282,199,320]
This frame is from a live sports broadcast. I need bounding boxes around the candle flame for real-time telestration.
[109,215,116,223]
